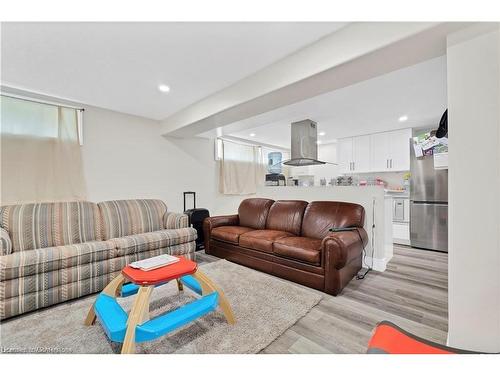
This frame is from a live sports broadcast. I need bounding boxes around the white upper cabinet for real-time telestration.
[370,132,391,171]
[338,128,411,174]
[388,128,412,171]
[352,135,371,173]
[337,137,353,174]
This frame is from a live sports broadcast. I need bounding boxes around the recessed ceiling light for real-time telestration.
[158,84,170,93]
[399,115,408,122]
[316,140,322,144]
[249,133,256,137]
[319,132,326,136]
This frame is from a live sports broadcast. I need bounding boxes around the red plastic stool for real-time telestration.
[367,321,484,354]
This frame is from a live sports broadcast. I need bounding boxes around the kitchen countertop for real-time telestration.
[384,189,410,198]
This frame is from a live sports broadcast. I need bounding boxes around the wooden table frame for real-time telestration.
[85,269,235,354]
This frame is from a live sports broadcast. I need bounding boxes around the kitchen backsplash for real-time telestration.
[353,171,408,190]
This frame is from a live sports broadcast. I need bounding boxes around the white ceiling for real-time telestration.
[1,22,346,120]
[223,56,447,148]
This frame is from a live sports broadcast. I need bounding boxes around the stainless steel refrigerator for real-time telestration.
[410,129,448,252]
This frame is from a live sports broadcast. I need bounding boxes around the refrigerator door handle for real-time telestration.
[411,201,448,206]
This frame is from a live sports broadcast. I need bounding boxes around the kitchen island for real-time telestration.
[212,185,393,271]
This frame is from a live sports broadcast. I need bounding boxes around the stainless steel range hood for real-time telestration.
[283,119,330,167]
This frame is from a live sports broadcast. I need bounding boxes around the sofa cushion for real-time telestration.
[211,226,254,244]
[266,200,308,235]
[0,201,102,252]
[301,201,366,239]
[238,198,274,230]
[273,236,322,266]
[239,230,294,253]
[98,199,167,240]
[0,240,118,281]
[110,228,197,256]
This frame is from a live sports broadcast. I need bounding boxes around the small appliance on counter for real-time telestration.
[297,175,315,187]
[265,152,286,186]
[183,191,209,251]
[267,152,283,174]
[336,176,354,186]
[265,173,286,186]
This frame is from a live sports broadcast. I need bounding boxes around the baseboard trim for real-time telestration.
[363,256,388,272]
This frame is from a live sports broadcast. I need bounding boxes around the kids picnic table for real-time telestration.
[85,256,235,354]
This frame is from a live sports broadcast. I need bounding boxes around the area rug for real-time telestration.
[0,259,322,353]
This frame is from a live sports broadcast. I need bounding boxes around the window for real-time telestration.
[217,139,266,195]
[0,95,86,204]
[1,96,60,138]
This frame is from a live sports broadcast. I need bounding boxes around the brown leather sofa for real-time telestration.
[203,198,368,295]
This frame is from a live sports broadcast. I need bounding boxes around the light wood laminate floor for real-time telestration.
[197,245,448,354]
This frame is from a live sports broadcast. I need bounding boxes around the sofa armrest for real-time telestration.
[0,227,12,256]
[322,228,368,295]
[163,212,190,229]
[322,228,368,269]
[202,215,239,254]
[204,215,239,229]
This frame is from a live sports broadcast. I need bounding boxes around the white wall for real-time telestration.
[312,143,339,185]
[287,143,339,185]
[81,105,218,213]
[447,25,500,352]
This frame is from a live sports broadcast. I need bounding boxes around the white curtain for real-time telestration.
[0,96,87,204]
[219,139,265,195]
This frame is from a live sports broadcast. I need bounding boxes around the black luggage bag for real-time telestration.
[183,191,209,251]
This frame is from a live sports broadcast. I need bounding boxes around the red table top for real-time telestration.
[122,256,198,285]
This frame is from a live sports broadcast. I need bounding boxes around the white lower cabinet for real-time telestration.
[393,222,410,245]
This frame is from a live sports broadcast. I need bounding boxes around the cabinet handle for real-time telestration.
[390,159,393,168]
[386,159,389,168]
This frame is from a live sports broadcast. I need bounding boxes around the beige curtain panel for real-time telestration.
[219,139,265,195]
[1,96,87,205]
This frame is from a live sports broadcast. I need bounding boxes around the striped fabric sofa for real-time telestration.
[0,199,197,320]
